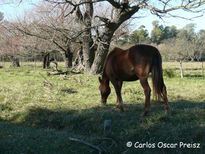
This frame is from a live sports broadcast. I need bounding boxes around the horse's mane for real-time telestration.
[101,47,123,77]
[108,47,123,55]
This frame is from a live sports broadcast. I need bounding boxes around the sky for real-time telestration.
[0,0,205,33]
[132,9,205,34]
[0,0,40,21]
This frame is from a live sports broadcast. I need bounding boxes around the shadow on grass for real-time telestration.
[184,74,204,78]
[0,100,205,154]
[175,68,203,71]
[60,88,77,94]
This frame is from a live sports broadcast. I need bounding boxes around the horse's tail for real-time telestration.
[151,50,164,102]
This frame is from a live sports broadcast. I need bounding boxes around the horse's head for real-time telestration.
[98,77,111,104]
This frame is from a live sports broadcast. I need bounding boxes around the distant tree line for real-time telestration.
[115,21,205,78]
[117,21,205,62]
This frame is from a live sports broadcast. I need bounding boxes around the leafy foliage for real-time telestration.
[129,25,149,44]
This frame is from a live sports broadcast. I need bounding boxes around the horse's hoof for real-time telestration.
[141,113,146,117]
[119,106,124,112]
[141,110,148,116]
[101,102,106,105]
[139,114,145,122]
[140,114,144,118]
[165,108,171,115]
[118,106,124,112]
[115,104,124,112]
[165,106,171,114]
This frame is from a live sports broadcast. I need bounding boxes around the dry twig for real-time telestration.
[39,72,53,87]
[69,137,103,154]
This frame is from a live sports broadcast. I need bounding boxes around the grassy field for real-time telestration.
[0,62,204,154]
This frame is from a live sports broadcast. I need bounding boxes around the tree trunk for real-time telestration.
[90,24,117,74]
[202,61,204,78]
[43,53,50,69]
[82,32,94,72]
[76,0,94,72]
[73,46,84,71]
[179,60,184,78]
[60,46,73,69]
[10,57,20,67]
[34,60,37,70]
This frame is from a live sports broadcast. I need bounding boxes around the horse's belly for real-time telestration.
[124,75,139,81]
[117,73,138,81]
[115,68,138,81]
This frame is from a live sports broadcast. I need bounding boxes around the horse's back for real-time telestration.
[128,44,159,62]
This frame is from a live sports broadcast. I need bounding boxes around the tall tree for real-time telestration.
[151,20,165,44]
[129,25,149,44]
[0,22,23,67]
[75,0,95,72]
[163,25,178,39]
[14,2,75,68]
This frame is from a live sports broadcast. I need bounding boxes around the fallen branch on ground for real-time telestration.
[47,71,69,76]
[69,137,103,154]
[39,72,53,87]
[47,60,71,76]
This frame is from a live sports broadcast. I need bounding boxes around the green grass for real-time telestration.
[0,62,204,154]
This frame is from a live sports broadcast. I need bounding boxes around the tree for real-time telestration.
[151,20,165,44]
[163,25,177,39]
[150,21,177,44]
[12,2,77,69]
[178,23,196,41]
[74,0,95,72]
[159,23,205,78]
[197,30,205,77]
[0,22,23,67]
[198,30,205,61]
[159,37,188,78]
[129,25,149,44]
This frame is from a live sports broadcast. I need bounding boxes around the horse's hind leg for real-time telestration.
[140,78,151,116]
[162,85,170,114]
[111,79,124,112]
[116,81,123,109]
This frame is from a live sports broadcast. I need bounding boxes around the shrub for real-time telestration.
[163,68,176,78]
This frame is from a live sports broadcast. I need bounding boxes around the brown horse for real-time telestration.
[98,44,170,116]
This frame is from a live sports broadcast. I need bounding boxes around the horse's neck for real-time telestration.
[102,72,109,84]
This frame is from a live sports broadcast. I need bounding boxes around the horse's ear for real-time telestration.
[98,77,102,82]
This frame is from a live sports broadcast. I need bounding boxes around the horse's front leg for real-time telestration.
[111,79,124,112]
[140,78,151,116]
